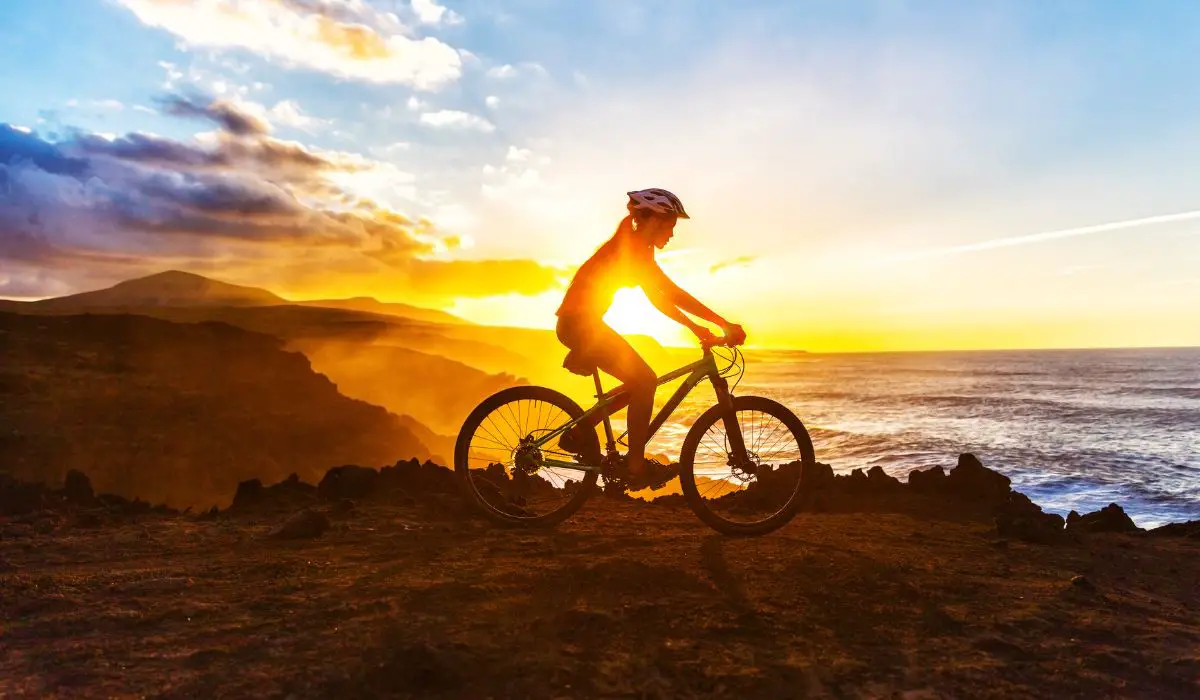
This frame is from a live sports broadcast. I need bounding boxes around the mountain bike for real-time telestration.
[454,338,815,536]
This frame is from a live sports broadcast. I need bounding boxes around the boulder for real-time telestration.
[379,458,457,495]
[993,491,1065,544]
[318,465,380,501]
[270,509,330,539]
[907,466,947,493]
[61,470,95,504]
[1066,503,1141,534]
[866,466,901,491]
[946,453,1011,502]
[841,468,870,494]
[799,462,836,491]
[0,474,48,516]
[1148,520,1200,539]
[232,478,266,509]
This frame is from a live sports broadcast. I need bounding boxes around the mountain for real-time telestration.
[295,297,467,325]
[290,337,522,435]
[24,270,285,309]
[0,312,434,507]
[5,271,468,326]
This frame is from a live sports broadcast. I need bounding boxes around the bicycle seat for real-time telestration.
[562,348,598,377]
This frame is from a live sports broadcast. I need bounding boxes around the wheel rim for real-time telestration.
[464,398,592,520]
[690,408,805,526]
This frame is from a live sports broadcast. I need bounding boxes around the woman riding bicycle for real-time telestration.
[556,188,746,491]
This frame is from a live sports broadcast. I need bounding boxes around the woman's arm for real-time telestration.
[643,264,730,328]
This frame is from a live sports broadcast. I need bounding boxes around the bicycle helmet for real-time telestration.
[627,188,689,219]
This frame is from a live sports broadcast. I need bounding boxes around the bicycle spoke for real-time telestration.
[686,402,806,528]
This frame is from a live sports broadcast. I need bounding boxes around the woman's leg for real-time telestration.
[584,324,657,476]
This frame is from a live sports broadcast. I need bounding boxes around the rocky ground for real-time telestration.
[2,457,1199,699]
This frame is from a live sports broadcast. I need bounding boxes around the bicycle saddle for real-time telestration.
[562,348,598,377]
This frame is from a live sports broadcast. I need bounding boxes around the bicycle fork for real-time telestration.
[712,374,750,466]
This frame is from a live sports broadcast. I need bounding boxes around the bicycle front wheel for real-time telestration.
[679,395,814,536]
[455,386,599,527]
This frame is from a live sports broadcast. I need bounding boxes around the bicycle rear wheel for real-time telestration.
[455,386,599,527]
[679,395,813,536]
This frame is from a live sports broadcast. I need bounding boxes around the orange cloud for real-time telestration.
[116,0,462,89]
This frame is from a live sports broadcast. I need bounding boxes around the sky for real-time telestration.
[1,0,1199,351]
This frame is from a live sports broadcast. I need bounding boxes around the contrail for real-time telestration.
[872,209,1200,266]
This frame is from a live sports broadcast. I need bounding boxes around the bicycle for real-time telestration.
[454,337,815,536]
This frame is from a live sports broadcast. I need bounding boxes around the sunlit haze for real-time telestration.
[3,1,1200,351]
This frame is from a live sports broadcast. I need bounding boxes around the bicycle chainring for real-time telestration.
[600,453,629,495]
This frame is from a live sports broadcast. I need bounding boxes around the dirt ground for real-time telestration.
[3,496,1199,699]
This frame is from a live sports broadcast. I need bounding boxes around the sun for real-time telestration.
[603,288,687,346]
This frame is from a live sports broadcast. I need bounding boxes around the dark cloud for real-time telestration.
[0,124,89,176]
[159,94,271,136]
[0,117,563,302]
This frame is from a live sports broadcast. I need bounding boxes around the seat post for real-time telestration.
[593,370,617,454]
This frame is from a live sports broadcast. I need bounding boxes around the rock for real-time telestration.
[1071,574,1094,589]
[866,466,901,491]
[946,453,1011,502]
[33,517,56,534]
[232,479,265,509]
[0,474,49,516]
[1148,520,1200,538]
[270,509,330,539]
[799,462,835,491]
[842,468,870,494]
[994,491,1065,544]
[72,511,105,529]
[1067,510,1081,526]
[1067,503,1141,534]
[97,493,131,511]
[907,466,947,493]
[330,498,356,516]
[996,511,1065,545]
[318,465,379,501]
[61,470,95,504]
[378,458,458,495]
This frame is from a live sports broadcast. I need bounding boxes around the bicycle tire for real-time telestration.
[678,395,814,536]
[455,386,599,527]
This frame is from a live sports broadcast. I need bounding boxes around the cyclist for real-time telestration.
[556,188,745,490]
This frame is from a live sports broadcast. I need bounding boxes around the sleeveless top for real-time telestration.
[557,234,655,319]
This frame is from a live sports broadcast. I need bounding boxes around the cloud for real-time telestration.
[160,94,271,136]
[871,209,1200,266]
[419,110,495,132]
[268,100,327,132]
[486,64,517,79]
[709,255,757,274]
[117,0,463,89]
[411,0,463,26]
[0,118,560,302]
[485,95,499,109]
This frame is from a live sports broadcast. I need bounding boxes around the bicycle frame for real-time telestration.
[533,347,745,473]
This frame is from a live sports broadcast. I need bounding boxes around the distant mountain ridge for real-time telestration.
[24,270,286,309]
[2,270,468,325]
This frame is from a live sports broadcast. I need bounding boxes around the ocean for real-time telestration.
[659,347,1200,528]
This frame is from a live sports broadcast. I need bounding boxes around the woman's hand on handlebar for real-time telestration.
[721,323,747,347]
[690,324,719,346]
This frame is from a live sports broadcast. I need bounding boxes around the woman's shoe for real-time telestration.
[625,458,679,491]
[558,424,601,464]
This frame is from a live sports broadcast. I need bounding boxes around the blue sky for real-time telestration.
[2,1,1199,349]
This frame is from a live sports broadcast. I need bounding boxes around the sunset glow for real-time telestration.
[3,2,1200,351]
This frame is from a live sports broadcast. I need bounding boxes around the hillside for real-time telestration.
[0,312,434,507]
[295,297,467,325]
[21,270,285,309]
[290,338,521,435]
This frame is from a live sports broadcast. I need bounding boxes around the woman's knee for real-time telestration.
[626,362,657,392]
